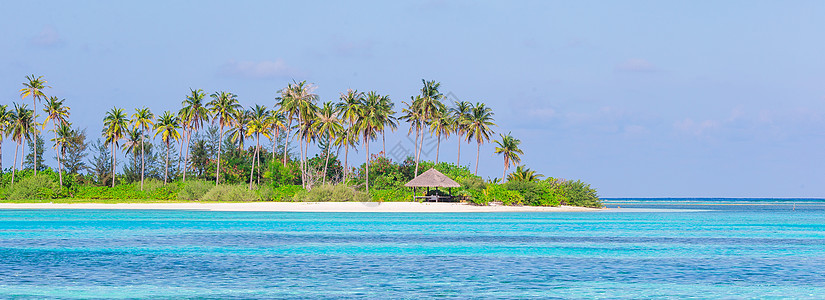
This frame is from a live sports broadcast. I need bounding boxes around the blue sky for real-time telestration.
[1,1,824,197]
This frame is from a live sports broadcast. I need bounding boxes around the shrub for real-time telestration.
[467,189,489,206]
[177,180,213,200]
[370,188,409,202]
[6,174,62,200]
[461,177,486,193]
[292,184,370,202]
[74,184,145,199]
[483,184,524,206]
[559,180,602,208]
[201,184,261,201]
[260,185,304,201]
[504,181,561,207]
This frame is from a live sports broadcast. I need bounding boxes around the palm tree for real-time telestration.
[122,127,142,177]
[0,105,11,172]
[451,101,472,166]
[10,103,33,184]
[507,165,544,182]
[277,81,318,168]
[356,93,383,192]
[493,132,523,180]
[43,96,70,186]
[313,101,343,185]
[413,79,445,176]
[333,126,359,183]
[267,112,285,161]
[207,91,241,185]
[153,111,180,184]
[179,88,209,182]
[399,96,423,161]
[52,123,72,178]
[103,107,129,187]
[288,82,319,188]
[246,105,271,189]
[377,94,397,158]
[296,103,318,188]
[228,108,250,151]
[19,74,49,175]
[337,89,365,181]
[275,86,297,166]
[429,106,453,164]
[465,102,496,175]
[131,107,154,190]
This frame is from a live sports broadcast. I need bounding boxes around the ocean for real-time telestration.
[1,199,824,298]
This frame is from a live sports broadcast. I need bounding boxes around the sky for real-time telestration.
[1,0,824,198]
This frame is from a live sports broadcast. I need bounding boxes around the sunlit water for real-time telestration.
[1,200,824,298]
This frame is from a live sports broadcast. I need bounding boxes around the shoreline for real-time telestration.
[0,202,601,213]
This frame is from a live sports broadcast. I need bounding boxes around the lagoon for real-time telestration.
[1,200,824,298]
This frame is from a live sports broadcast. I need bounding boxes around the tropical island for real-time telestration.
[1,75,601,209]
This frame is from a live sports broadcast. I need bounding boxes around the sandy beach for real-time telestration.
[0,202,600,212]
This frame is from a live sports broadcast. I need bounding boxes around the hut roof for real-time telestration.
[404,168,461,188]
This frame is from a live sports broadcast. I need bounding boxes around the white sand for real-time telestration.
[0,202,601,212]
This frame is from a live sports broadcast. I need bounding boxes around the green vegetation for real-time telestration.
[0,75,602,207]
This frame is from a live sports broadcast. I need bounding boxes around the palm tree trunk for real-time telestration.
[164,141,170,184]
[111,140,116,188]
[216,126,224,186]
[475,142,481,175]
[382,131,386,158]
[322,133,332,185]
[182,131,191,182]
[435,133,441,164]
[282,119,292,166]
[502,159,507,181]
[415,121,424,176]
[249,134,258,190]
[365,138,370,192]
[53,123,62,186]
[140,136,145,191]
[343,143,349,183]
[457,134,462,166]
[298,129,305,189]
[414,123,421,176]
[12,141,19,184]
[305,136,311,188]
[257,135,262,186]
[20,140,25,171]
[32,99,37,176]
[177,129,186,171]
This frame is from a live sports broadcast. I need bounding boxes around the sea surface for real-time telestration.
[1,199,824,299]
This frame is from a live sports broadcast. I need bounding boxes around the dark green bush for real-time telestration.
[482,184,524,206]
[370,188,408,202]
[201,184,261,201]
[559,180,602,208]
[6,174,63,200]
[177,180,213,200]
[260,184,304,201]
[461,177,486,193]
[293,184,370,202]
[503,181,561,207]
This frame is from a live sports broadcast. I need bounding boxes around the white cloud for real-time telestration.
[674,118,719,136]
[219,59,304,79]
[30,26,63,47]
[616,58,658,72]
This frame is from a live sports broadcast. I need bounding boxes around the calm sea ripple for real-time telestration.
[0,203,823,299]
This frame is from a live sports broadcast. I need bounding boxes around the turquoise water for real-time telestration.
[1,201,824,298]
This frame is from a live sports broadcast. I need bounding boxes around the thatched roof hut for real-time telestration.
[404,168,461,188]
